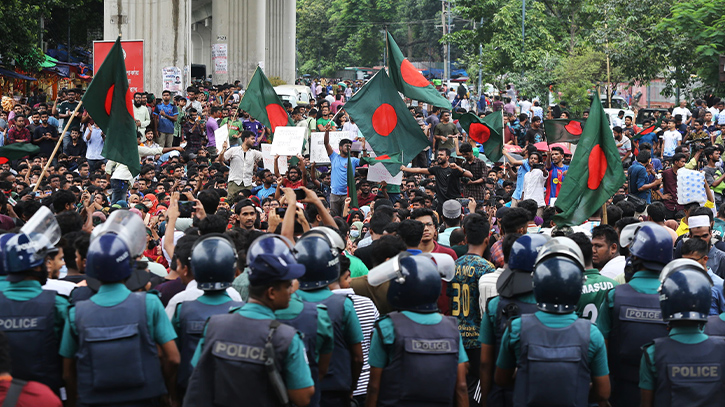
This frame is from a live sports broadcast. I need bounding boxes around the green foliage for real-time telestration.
[553,49,608,115]
[269,76,287,87]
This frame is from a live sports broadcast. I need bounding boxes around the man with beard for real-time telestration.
[153,90,179,148]
[401,149,472,217]
[325,126,360,216]
[675,209,725,278]
[133,92,151,134]
[592,225,626,280]
[234,199,258,230]
[53,89,83,150]
[357,180,376,206]
[273,155,306,197]
[545,146,569,206]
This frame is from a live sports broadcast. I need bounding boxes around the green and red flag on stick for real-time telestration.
[458,111,504,162]
[238,67,293,135]
[553,97,626,226]
[632,117,664,141]
[82,36,140,175]
[386,32,451,109]
[344,70,430,165]
[360,152,403,177]
[543,119,586,144]
[0,144,39,164]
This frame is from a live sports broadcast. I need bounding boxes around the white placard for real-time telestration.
[212,44,228,74]
[261,143,288,173]
[367,163,403,184]
[309,131,355,163]
[213,125,228,150]
[270,127,306,156]
[162,66,183,93]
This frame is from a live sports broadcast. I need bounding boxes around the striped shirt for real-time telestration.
[333,288,379,396]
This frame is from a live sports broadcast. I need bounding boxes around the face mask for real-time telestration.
[350,230,360,238]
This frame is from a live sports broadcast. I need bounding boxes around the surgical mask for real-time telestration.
[350,230,360,238]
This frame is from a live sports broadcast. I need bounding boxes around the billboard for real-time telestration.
[93,40,144,93]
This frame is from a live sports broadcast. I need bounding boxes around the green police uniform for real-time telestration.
[296,288,364,345]
[478,292,536,346]
[275,292,334,363]
[3,280,68,338]
[639,326,709,390]
[596,270,661,339]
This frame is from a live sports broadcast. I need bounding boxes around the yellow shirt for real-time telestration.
[677,201,716,236]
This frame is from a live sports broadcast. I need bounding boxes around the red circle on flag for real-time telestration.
[400,59,430,88]
[565,120,583,136]
[104,85,135,117]
[372,104,397,136]
[469,123,491,144]
[588,144,607,189]
[265,104,289,133]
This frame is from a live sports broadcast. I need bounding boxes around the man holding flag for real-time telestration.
[324,125,365,216]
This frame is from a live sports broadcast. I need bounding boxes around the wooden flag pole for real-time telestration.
[33,101,84,192]
[601,202,608,225]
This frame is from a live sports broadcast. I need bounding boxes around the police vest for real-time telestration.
[278,301,321,407]
[314,293,353,393]
[609,284,667,382]
[648,336,725,407]
[514,314,591,407]
[75,292,166,404]
[0,290,62,392]
[183,313,297,407]
[377,312,460,407]
[705,315,725,337]
[177,299,243,388]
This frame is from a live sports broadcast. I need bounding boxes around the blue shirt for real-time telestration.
[256,184,277,200]
[329,152,359,195]
[638,132,658,147]
[629,160,651,203]
[154,102,178,134]
[513,160,531,200]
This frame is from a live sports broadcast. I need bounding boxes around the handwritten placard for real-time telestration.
[213,125,228,150]
[261,144,289,173]
[270,126,306,156]
[309,131,355,163]
[367,163,403,184]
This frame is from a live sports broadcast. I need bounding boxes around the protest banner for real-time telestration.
[213,126,228,150]
[367,162,403,184]
[270,126,306,156]
[309,131,355,163]
[261,144,289,173]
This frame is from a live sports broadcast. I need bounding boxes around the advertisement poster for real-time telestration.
[212,44,228,74]
[93,40,144,93]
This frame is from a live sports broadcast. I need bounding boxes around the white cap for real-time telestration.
[689,215,711,229]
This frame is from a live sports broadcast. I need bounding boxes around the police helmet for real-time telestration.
[535,237,585,269]
[658,259,712,322]
[509,234,551,272]
[4,233,58,275]
[628,223,673,271]
[86,234,134,282]
[532,239,585,314]
[190,234,238,291]
[295,232,340,290]
[246,234,297,268]
[387,253,442,313]
[0,233,17,276]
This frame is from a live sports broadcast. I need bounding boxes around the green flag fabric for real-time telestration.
[360,152,403,177]
[347,155,358,208]
[344,70,430,165]
[238,67,293,135]
[458,111,504,162]
[553,98,626,226]
[631,117,663,142]
[0,143,40,163]
[543,119,586,144]
[82,37,140,176]
[386,32,451,109]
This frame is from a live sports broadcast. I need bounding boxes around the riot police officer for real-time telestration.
[184,234,315,407]
[0,233,17,292]
[294,227,364,407]
[171,234,243,399]
[479,233,549,406]
[251,234,336,407]
[640,259,725,407]
[495,238,611,407]
[59,211,180,406]
[365,252,469,407]
[0,208,67,394]
[596,223,672,407]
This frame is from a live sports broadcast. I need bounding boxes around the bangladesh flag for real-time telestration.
[553,97,626,226]
[344,70,430,165]
[543,119,586,144]
[360,152,403,177]
[347,155,358,208]
[0,143,39,163]
[387,32,451,109]
[82,37,140,176]
[238,67,293,135]
[632,117,663,142]
[458,111,504,162]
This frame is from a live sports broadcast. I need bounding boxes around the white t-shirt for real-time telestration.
[523,168,546,207]
[616,136,631,159]
[672,106,692,121]
[662,130,682,157]
[519,100,532,116]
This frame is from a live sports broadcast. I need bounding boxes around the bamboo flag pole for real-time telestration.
[33,101,84,192]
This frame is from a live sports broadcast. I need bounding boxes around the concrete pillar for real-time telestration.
[212,0,266,87]
[104,0,190,93]
[265,0,296,84]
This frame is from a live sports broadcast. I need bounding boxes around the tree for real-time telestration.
[553,49,608,115]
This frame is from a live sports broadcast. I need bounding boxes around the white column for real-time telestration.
[265,0,296,84]
[212,0,266,87]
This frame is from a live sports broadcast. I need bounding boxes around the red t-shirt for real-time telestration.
[0,379,62,407]
[282,178,304,189]
[432,241,458,316]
